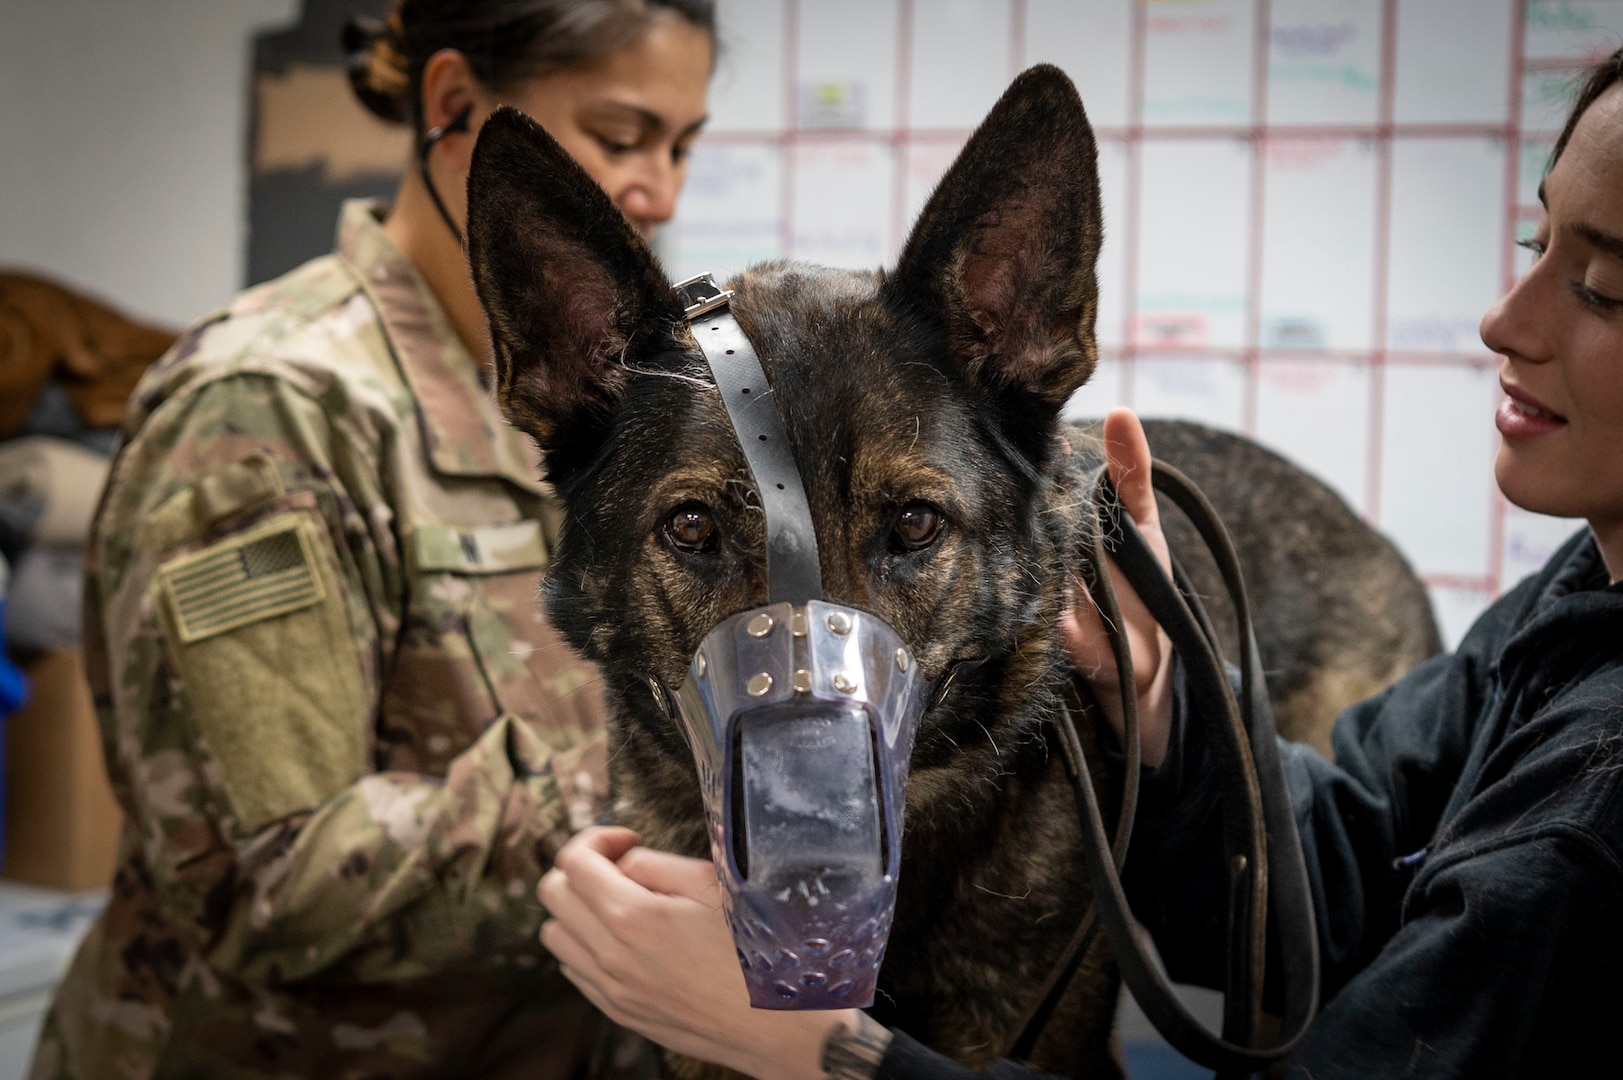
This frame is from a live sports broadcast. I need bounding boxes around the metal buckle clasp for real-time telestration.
[675,272,734,320]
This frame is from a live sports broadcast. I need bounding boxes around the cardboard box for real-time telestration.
[3,649,122,890]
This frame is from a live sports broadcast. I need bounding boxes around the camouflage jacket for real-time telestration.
[32,202,623,1080]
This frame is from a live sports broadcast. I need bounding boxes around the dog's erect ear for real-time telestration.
[886,65,1102,410]
[467,106,685,468]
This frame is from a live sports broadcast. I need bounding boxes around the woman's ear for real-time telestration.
[417,48,486,172]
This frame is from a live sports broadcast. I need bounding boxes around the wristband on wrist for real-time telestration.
[820,1012,892,1080]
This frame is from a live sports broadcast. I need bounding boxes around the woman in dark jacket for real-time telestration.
[532,48,1623,1080]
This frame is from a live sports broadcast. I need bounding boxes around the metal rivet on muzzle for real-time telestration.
[792,610,808,637]
[828,611,852,635]
[747,673,773,696]
[896,648,911,673]
[748,613,775,637]
[833,672,857,694]
[793,669,813,693]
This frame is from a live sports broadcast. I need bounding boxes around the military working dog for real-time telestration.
[466,66,1437,1075]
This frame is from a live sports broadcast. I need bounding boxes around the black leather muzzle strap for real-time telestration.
[677,274,823,605]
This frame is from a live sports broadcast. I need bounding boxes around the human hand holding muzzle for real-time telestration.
[539,827,867,1080]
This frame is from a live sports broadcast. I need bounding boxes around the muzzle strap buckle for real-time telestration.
[676,273,824,605]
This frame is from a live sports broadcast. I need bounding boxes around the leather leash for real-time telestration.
[1005,461,1319,1076]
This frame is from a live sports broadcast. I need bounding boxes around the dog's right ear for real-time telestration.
[885,65,1102,414]
[467,106,685,474]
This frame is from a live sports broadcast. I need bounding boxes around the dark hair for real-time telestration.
[1550,46,1623,168]
[342,0,717,132]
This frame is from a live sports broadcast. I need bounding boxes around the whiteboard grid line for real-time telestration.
[1490,0,1532,597]
[1118,0,1151,410]
[889,0,914,259]
[1240,0,1274,436]
[695,123,1526,144]
[1364,0,1400,527]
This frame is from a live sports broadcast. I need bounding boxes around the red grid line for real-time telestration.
[1422,572,1498,593]
[778,0,799,259]
[1118,0,1149,409]
[890,0,915,259]
[1009,0,1027,77]
[1240,0,1273,436]
[1111,122,1516,139]
[1365,0,1399,526]
[1523,55,1611,72]
[1490,0,1530,594]
[699,122,1522,144]
[1097,345,1497,368]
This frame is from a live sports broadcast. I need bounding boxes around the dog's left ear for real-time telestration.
[467,106,685,474]
[886,65,1101,410]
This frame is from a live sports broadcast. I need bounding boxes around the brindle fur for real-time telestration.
[466,66,1437,1077]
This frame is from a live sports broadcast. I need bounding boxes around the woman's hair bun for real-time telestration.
[342,13,412,125]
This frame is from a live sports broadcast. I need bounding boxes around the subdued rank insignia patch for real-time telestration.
[160,519,325,643]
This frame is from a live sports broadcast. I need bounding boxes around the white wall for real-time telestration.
[0,0,298,327]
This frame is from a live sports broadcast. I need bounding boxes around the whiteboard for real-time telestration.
[660,0,1614,642]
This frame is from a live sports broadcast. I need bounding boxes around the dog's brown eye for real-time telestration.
[892,502,944,552]
[664,504,717,553]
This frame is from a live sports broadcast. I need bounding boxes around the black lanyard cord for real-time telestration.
[419,105,472,249]
[1005,462,1320,1076]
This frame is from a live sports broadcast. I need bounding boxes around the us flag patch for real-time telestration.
[160,518,325,643]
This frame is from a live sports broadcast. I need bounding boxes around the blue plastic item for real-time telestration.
[0,596,31,874]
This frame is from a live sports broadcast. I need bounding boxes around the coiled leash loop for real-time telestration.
[1006,461,1319,1077]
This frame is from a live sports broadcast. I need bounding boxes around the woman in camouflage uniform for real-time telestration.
[31,3,714,1077]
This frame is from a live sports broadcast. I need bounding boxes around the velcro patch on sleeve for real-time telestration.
[160,518,325,643]
[412,520,548,574]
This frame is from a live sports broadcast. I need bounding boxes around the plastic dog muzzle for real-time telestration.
[672,599,926,1009]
